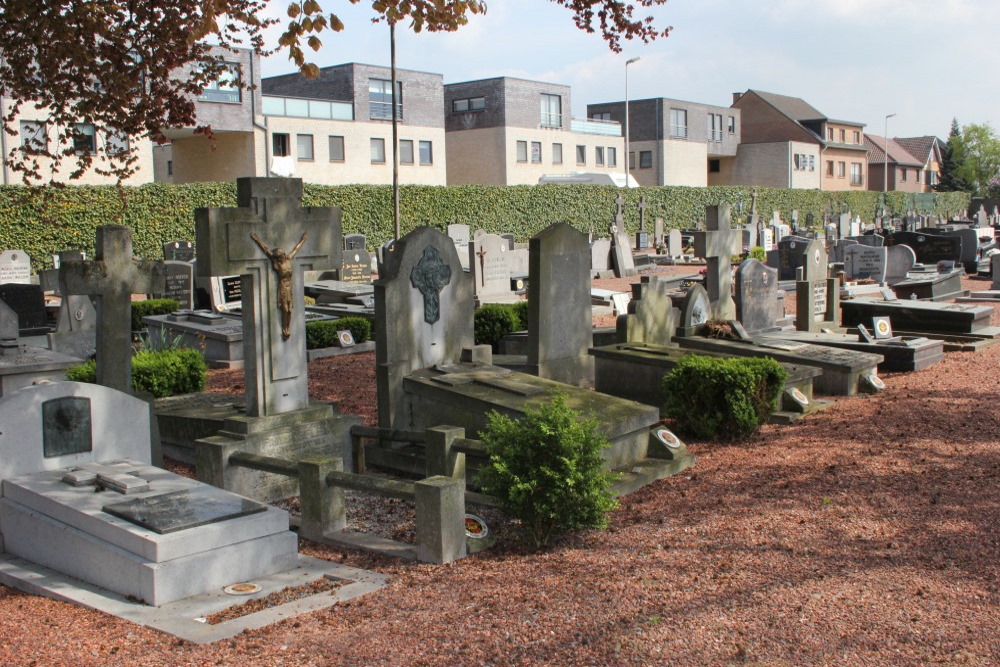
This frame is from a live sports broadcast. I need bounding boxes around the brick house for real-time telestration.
[893,136,943,192]
[864,134,924,193]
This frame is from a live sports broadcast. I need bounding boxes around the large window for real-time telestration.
[826,160,834,176]
[273,133,289,157]
[531,141,542,164]
[591,112,611,121]
[452,97,485,112]
[419,140,433,165]
[837,161,846,178]
[199,62,241,103]
[607,147,617,167]
[369,78,402,120]
[516,140,528,163]
[853,130,861,144]
[20,121,46,152]
[400,139,414,165]
[329,135,345,162]
[595,146,605,166]
[73,123,96,154]
[850,162,863,185]
[552,143,563,164]
[669,108,687,139]
[708,113,723,142]
[639,151,653,168]
[296,134,314,161]
[727,116,736,134]
[901,167,908,182]
[370,137,386,163]
[540,93,562,127]
[576,145,586,166]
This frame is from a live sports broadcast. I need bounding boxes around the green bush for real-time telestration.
[474,303,524,347]
[663,355,787,441]
[305,317,372,349]
[748,246,767,262]
[131,298,179,331]
[477,393,618,550]
[510,299,529,330]
[66,348,207,398]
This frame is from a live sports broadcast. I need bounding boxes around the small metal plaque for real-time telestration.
[42,397,93,458]
[102,486,267,534]
[873,316,893,339]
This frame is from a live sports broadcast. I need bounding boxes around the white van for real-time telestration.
[537,172,639,188]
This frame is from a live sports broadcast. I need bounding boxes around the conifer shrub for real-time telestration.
[477,393,618,550]
[663,355,786,441]
[66,348,206,398]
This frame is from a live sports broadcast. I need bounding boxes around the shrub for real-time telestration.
[663,355,787,441]
[477,393,618,550]
[474,303,523,348]
[305,317,372,349]
[510,299,529,330]
[131,298,179,331]
[66,347,207,398]
[748,246,767,262]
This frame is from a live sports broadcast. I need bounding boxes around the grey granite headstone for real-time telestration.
[617,276,680,346]
[527,223,593,386]
[0,250,31,285]
[800,239,828,282]
[852,234,885,247]
[843,245,888,283]
[678,284,711,336]
[447,224,470,271]
[611,227,637,277]
[591,238,612,272]
[469,232,517,303]
[667,229,683,259]
[839,213,852,239]
[830,239,860,263]
[993,255,1000,290]
[735,259,780,334]
[691,204,738,320]
[654,218,664,248]
[885,244,916,284]
[157,260,195,309]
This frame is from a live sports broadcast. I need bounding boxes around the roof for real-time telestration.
[864,134,923,166]
[894,136,940,164]
[747,90,826,122]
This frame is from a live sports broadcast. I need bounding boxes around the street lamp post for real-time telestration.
[883,113,896,196]
[624,57,640,187]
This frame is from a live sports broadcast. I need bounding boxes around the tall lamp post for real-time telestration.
[624,56,640,187]
[883,113,896,196]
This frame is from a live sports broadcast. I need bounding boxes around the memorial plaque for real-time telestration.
[338,250,373,284]
[0,250,31,284]
[102,486,267,534]
[162,240,195,262]
[591,238,612,272]
[470,232,515,301]
[812,283,827,320]
[210,275,243,312]
[42,396,93,458]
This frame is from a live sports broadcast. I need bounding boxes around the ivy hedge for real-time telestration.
[0,182,971,274]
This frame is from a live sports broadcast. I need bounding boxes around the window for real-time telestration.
[727,116,736,134]
[576,145,586,165]
[371,137,386,163]
[552,143,563,164]
[607,147,617,167]
[709,159,721,173]
[105,130,129,157]
[670,108,687,139]
[540,94,562,127]
[329,135,345,162]
[452,97,485,112]
[167,160,173,176]
[850,162,863,185]
[296,134,314,161]
[419,140,432,165]
[827,128,834,141]
[901,168,907,182]
[369,78,402,120]
[516,140,528,163]
[595,146,605,166]
[400,139,414,165]
[926,170,938,186]
[793,153,813,170]
[708,113,723,142]
[853,130,861,144]
[837,161,846,178]
[20,121,46,152]
[826,160,834,176]
[591,112,611,121]
[839,128,846,142]
[639,151,653,168]
[73,123,96,154]
[531,141,542,164]
[199,62,241,103]
[808,155,815,171]
[273,133,290,157]
[629,151,636,169]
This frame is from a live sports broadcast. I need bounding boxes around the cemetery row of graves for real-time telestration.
[0,177,998,643]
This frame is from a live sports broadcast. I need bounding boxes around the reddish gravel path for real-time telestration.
[1,268,998,666]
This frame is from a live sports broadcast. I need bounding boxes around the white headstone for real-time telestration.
[0,250,31,285]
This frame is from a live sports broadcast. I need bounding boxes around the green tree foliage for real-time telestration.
[954,122,1000,198]
[937,118,970,192]
[477,393,618,550]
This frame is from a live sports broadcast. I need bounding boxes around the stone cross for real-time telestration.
[60,225,166,394]
[195,178,340,417]
[692,204,737,320]
[410,246,452,325]
[614,193,625,231]
[638,196,648,232]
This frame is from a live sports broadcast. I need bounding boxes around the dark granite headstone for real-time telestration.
[42,396,92,458]
[0,283,47,334]
[338,249,374,284]
[500,233,515,251]
[886,231,961,265]
[102,486,267,534]
[345,234,367,251]
[162,240,195,262]
[776,236,812,280]
[158,260,195,309]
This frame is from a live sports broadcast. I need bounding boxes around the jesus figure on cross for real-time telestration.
[250,231,307,340]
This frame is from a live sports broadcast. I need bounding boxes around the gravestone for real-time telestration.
[677,284,711,337]
[839,213,852,240]
[761,227,774,252]
[0,283,47,335]
[208,274,243,313]
[469,231,518,304]
[775,235,813,281]
[852,234,885,247]
[0,300,80,396]
[447,224,470,270]
[885,244,916,284]
[691,204,737,320]
[993,254,1000,290]
[611,223,637,278]
[830,239,860,263]
[162,240,195,262]
[500,233,516,251]
[344,233,367,251]
[338,249,374,284]
[843,245,888,283]
[527,223,593,386]
[654,218,664,249]
[795,240,838,333]
[940,228,980,273]
[635,196,650,250]
[667,229,684,259]
[590,238,612,273]
[887,231,961,265]
[157,260,195,310]
[616,276,681,346]
[0,250,31,284]
[735,259,781,334]
[60,226,166,394]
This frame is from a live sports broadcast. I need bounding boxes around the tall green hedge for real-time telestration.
[0,182,971,274]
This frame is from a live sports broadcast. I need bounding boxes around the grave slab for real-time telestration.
[840,298,997,336]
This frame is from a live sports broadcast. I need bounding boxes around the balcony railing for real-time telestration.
[570,117,622,136]
[262,95,354,121]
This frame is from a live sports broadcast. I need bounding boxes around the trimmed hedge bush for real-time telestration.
[474,303,525,348]
[66,348,207,398]
[510,299,529,330]
[477,393,618,550]
[305,317,372,349]
[131,298,179,331]
[663,355,787,441]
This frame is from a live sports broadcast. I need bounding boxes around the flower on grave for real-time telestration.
[699,268,707,276]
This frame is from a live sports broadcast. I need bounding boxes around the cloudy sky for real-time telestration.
[257,0,1000,140]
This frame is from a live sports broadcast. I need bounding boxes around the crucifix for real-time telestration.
[638,196,648,232]
[410,245,453,324]
[691,204,738,320]
[475,245,487,287]
[60,225,166,394]
[195,178,340,417]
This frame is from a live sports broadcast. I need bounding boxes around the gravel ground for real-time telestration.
[1,267,997,665]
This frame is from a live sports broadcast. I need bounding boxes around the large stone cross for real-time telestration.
[60,225,166,394]
[613,193,626,231]
[195,178,340,417]
[692,204,737,320]
[638,196,648,231]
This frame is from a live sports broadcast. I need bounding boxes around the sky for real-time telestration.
[257,0,1000,140]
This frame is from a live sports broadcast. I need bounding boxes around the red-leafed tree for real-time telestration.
[0,1,670,185]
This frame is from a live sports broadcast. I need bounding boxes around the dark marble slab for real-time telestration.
[102,486,267,534]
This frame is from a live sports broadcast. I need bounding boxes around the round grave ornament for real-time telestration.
[336,330,356,347]
[790,387,809,405]
[464,514,489,539]
[917,235,925,242]
[654,428,682,449]
[223,582,262,596]
[875,318,891,337]
[813,248,821,264]
[868,375,886,390]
